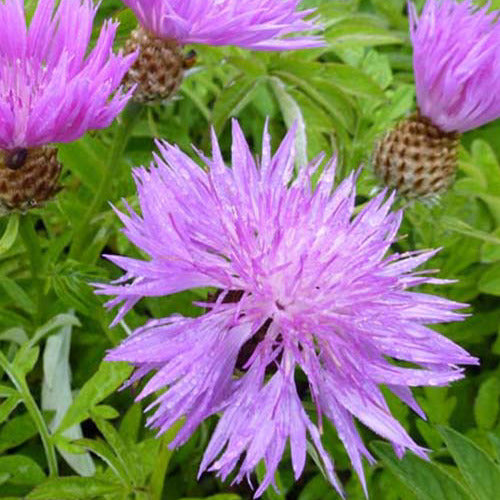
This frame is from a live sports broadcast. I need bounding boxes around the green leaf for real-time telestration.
[57,135,109,191]
[0,393,22,424]
[118,402,142,443]
[12,345,40,375]
[0,277,36,314]
[437,426,500,500]
[372,441,471,500]
[474,377,500,430]
[298,474,339,500]
[322,63,385,99]
[27,477,123,499]
[256,461,286,500]
[0,455,45,485]
[326,20,405,46]
[0,412,37,453]
[488,433,500,462]
[56,361,133,433]
[92,414,143,485]
[91,404,120,420]
[0,327,28,345]
[29,313,81,348]
[0,214,19,255]
[269,77,308,166]
[74,438,130,485]
[478,263,500,296]
[211,76,264,134]
[441,216,500,245]
[180,496,241,500]
[150,419,184,500]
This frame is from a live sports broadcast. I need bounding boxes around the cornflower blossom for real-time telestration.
[120,0,324,102]
[97,120,478,497]
[0,0,136,212]
[123,0,323,50]
[374,0,500,197]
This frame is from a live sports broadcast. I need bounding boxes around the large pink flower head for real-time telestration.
[97,121,478,496]
[122,0,324,50]
[410,0,500,133]
[0,0,137,149]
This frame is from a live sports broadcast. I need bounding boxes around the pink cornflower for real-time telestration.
[0,0,136,149]
[120,0,324,102]
[123,0,324,50]
[410,0,500,133]
[374,0,500,198]
[0,0,136,211]
[97,121,477,496]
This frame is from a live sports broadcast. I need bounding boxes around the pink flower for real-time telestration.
[410,0,500,132]
[97,121,477,496]
[0,0,137,149]
[123,0,324,50]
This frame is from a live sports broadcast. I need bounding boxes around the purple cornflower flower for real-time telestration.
[97,121,478,496]
[123,0,324,50]
[0,0,136,150]
[410,0,500,133]
[373,0,500,197]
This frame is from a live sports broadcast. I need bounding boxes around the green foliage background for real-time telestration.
[0,0,499,499]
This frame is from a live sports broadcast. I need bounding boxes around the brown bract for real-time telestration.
[123,27,187,104]
[0,146,62,214]
[373,113,460,198]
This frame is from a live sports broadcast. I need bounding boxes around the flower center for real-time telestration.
[207,288,279,371]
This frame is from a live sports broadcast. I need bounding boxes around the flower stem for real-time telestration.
[0,351,58,476]
[70,102,144,260]
[18,214,44,325]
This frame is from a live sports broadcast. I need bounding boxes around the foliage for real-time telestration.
[0,1,498,499]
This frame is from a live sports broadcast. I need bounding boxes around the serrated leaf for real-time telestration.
[437,426,500,500]
[26,477,123,499]
[372,441,471,500]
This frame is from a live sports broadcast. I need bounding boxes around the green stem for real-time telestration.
[0,351,58,476]
[19,214,44,325]
[70,102,144,260]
